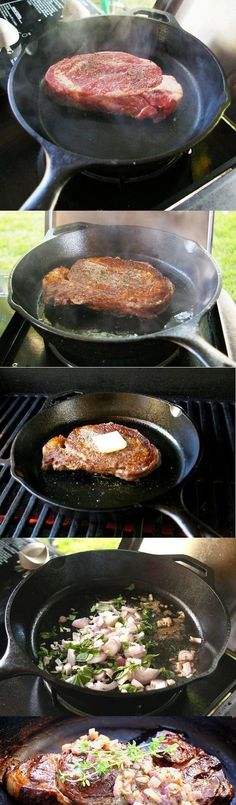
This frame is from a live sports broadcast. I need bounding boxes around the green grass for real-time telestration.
[43,538,121,554]
[0,211,235,299]
[212,212,236,300]
[0,212,44,276]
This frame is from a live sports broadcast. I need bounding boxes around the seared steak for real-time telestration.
[56,741,118,804]
[151,731,204,766]
[3,754,70,804]
[151,732,234,805]
[42,422,161,481]
[2,731,234,805]
[42,256,175,318]
[44,51,183,122]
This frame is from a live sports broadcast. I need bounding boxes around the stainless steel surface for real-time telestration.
[217,289,236,363]
[163,0,236,86]
[50,211,212,248]
[140,539,236,655]
[168,166,236,211]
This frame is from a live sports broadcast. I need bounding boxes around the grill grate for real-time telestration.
[0,394,235,538]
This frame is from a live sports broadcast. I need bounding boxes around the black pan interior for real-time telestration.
[9,225,221,342]
[1,717,235,805]
[11,393,200,511]
[31,583,202,682]
[6,552,230,691]
[9,16,229,163]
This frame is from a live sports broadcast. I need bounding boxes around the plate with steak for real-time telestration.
[42,421,161,481]
[1,727,234,805]
[44,51,183,123]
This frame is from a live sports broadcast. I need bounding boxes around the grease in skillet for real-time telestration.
[38,589,201,693]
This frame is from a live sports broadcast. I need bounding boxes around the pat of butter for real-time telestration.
[92,431,127,453]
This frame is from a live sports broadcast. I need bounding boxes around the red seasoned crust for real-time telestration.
[44,51,183,122]
[42,256,175,318]
[42,421,161,481]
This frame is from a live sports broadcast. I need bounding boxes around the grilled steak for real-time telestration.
[42,422,161,481]
[44,51,183,122]
[42,256,175,318]
[3,754,70,804]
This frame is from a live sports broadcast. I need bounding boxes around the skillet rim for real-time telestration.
[9,392,201,512]
[3,549,231,700]
[7,16,230,169]
[8,225,222,344]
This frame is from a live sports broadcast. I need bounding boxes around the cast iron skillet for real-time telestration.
[11,390,220,538]
[0,551,230,715]
[8,223,235,368]
[0,717,235,802]
[7,10,229,210]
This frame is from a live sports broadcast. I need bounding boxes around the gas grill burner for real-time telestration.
[82,155,181,184]
[0,394,234,538]
[47,340,179,367]
[59,153,191,210]
[51,686,182,717]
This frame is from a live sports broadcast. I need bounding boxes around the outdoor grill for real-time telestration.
[0,0,236,210]
[0,369,235,538]
[0,212,236,368]
[1,101,236,212]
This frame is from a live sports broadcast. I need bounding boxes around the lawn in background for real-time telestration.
[0,211,235,299]
[213,212,236,299]
[0,212,44,276]
[44,538,120,553]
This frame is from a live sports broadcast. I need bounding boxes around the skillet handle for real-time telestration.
[163,323,236,368]
[41,390,83,410]
[149,501,222,538]
[0,642,43,681]
[170,554,215,587]
[132,8,180,26]
[20,141,95,211]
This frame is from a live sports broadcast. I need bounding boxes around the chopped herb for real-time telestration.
[150,737,179,756]
[126,742,142,761]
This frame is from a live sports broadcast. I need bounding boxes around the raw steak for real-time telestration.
[42,256,175,318]
[44,51,183,122]
[42,421,161,481]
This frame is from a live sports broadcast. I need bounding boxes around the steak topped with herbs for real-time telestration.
[3,730,234,805]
